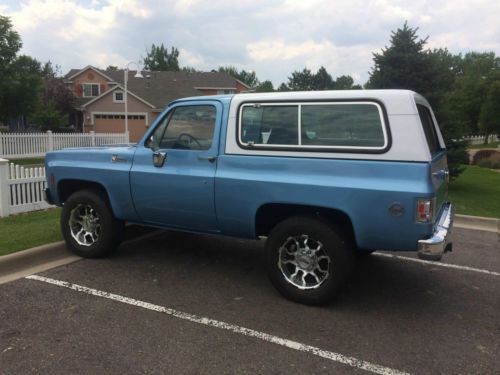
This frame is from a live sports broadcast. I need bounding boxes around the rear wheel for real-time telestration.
[61,189,124,258]
[265,216,354,305]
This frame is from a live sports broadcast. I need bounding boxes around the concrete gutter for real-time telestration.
[454,214,500,233]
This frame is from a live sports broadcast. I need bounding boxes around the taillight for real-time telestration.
[416,198,435,223]
[50,174,55,190]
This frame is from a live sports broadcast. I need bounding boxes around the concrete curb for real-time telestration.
[0,241,80,285]
[454,214,500,234]
[0,229,164,285]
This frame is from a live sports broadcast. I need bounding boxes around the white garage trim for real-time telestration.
[90,112,149,126]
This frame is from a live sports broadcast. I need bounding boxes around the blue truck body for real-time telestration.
[45,90,453,256]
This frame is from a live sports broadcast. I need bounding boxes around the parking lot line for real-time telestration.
[25,274,409,375]
[374,253,500,277]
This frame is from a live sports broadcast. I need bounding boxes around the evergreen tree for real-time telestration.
[143,43,180,71]
[255,80,274,92]
[217,66,259,87]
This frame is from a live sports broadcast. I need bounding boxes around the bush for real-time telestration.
[473,149,500,169]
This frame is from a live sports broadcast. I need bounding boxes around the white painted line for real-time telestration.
[26,275,409,375]
[374,253,500,277]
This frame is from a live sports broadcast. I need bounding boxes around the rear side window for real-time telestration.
[239,102,388,151]
[301,104,385,147]
[417,104,442,154]
[241,105,298,145]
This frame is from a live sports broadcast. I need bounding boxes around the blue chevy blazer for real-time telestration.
[45,90,454,304]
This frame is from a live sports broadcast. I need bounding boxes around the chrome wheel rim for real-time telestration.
[278,235,331,290]
[69,204,102,247]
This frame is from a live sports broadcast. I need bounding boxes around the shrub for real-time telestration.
[472,149,500,169]
[476,152,500,169]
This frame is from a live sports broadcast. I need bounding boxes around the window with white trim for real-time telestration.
[114,91,124,102]
[239,102,387,150]
[82,83,100,97]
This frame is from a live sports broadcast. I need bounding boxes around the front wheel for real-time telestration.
[61,189,124,258]
[265,216,354,305]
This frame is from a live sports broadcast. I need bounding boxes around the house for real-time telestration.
[64,66,251,142]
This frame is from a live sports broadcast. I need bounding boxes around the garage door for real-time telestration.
[94,114,147,142]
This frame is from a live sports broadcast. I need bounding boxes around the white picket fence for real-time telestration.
[0,159,54,217]
[0,131,129,158]
[463,134,498,145]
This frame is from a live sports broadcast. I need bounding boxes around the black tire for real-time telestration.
[61,189,124,258]
[265,216,354,305]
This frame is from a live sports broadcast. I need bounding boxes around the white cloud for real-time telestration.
[2,0,499,85]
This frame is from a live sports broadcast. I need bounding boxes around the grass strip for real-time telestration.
[0,208,62,256]
[449,165,500,218]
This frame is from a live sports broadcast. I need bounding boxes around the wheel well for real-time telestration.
[255,203,357,246]
[58,179,110,204]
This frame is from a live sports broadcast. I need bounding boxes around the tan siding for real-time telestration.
[70,68,110,97]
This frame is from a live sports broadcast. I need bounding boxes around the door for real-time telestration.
[130,101,221,232]
[94,114,147,142]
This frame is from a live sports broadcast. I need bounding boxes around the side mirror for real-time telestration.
[153,151,167,168]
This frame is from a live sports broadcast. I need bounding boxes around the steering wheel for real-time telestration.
[177,133,202,149]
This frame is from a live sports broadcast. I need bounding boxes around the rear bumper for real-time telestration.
[417,202,454,260]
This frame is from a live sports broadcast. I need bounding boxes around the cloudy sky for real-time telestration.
[2,0,499,85]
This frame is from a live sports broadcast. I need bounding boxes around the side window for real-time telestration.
[241,105,298,145]
[239,102,387,150]
[301,104,385,147]
[417,104,441,154]
[151,105,216,150]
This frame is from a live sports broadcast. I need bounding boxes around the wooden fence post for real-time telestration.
[90,131,96,146]
[47,130,54,152]
[0,158,10,217]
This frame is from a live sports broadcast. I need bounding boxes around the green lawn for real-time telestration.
[0,208,62,256]
[467,141,499,150]
[7,157,45,166]
[449,165,500,218]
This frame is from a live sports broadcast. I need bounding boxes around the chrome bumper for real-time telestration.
[417,202,454,261]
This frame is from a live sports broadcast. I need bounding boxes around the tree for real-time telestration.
[105,65,118,71]
[313,66,334,90]
[143,43,180,71]
[182,66,200,73]
[1,54,42,124]
[366,22,437,94]
[0,15,21,70]
[334,75,356,90]
[31,60,75,130]
[31,99,67,130]
[367,22,468,177]
[255,80,274,92]
[479,81,500,141]
[287,68,315,90]
[217,66,259,88]
[0,15,27,123]
[277,83,290,91]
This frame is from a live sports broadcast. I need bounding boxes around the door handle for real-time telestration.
[153,151,167,167]
[433,169,449,182]
[197,155,217,163]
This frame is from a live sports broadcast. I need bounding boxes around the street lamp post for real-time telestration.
[124,62,143,141]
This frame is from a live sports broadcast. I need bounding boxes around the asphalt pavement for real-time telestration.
[0,227,499,374]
